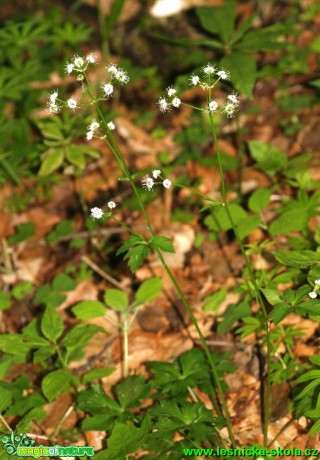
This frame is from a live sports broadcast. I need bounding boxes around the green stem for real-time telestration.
[209,114,271,446]
[0,414,13,432]
[97,0,109,62]
[122,312,129,378]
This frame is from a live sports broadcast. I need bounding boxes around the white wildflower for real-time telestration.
[103,83,114,97]
[142,175,155,191]
[107,201,117,209]
[223,103,237,118]
[152,169,161,179]
[86,54,96,64]
[167,86,176,97]
[157,97,170,112]
[66,62,74,74]
[190,74,200,86]
[86,131,94,140]
[91,207,104,220]
[107,64,118,74]
[208,100,218,112]
[67,97,78,110]
[203,64,216,75]
[115,69,129,84]
[48,103,59,114]
[73,56,84,68]
[217,69,230,80]
[314,279,320,285]
[49,90,58,104]
[227,92,240,105]
[309,291,317,299]
[172,97,181,108]
[89,120,100,132]
[107,121,115,130]
[163,179,172,189]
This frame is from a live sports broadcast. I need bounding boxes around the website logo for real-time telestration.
[1,433,95,458]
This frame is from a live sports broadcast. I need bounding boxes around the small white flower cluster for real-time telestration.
[65,54,96,75]
[90,201,117,220]
[47,89,80,113]
[157,86,181,113]
[142,169,172,191]
[102,63,130,99]
[309,279,320,299]
[86,120,115,141]
[48,90,59,113]
[157,62,239,118]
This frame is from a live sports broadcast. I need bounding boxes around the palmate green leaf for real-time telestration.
[38,148,64,177]
[205,203,247,232]
[217,301,251,334]
[104,290,128,312]
[72,300,106,319]
[125,245,151,273]
[310,356,320,367]
[261,289,282,306]
[0,292,10,311]
[41,369,73,402]
[116,234,146,256]
[61,324,106,350]
[0,334,32,355]
[0,387,12,412]
[149,235,175,253]
[269,303,291,325]
[34,118,64,141]
[151,400,216,439]
[309,419,320,435]
[115,376,151,409]
[52,273,76,292]
[41,306,63,342]
[296,300,320,317]
[82,414,115,431]
[65,145,86,169]
[239,22,292,52]
[196,1,236,43]
[203,289,227,312]
[236,215,261,240]
[16,406,46,433]
[248,141,288,172]
[135,277,162,305]
[221,51,256,98]
[147,349,209,394]
[8,222,35,244]
[5,392,46,417]
[94,420,150,460]
[77,385,122,414]
[269,208,309,236]
[248,188,271,212]
[296,370,320,384]
[296,378,320,400]
[33,345,55,364]
[273,250,320,268]
[82,366,115,384]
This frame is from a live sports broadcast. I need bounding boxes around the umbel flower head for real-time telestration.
[309,279,320,299]
[142,170,172,191]
[157,62,240,118]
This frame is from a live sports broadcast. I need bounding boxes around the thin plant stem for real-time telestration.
[122,312,129,378]
[0,414,13,432]
[209,114,271,446]
[83,73,236,447]
[96,0,109,62]
[50,406,74,441]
